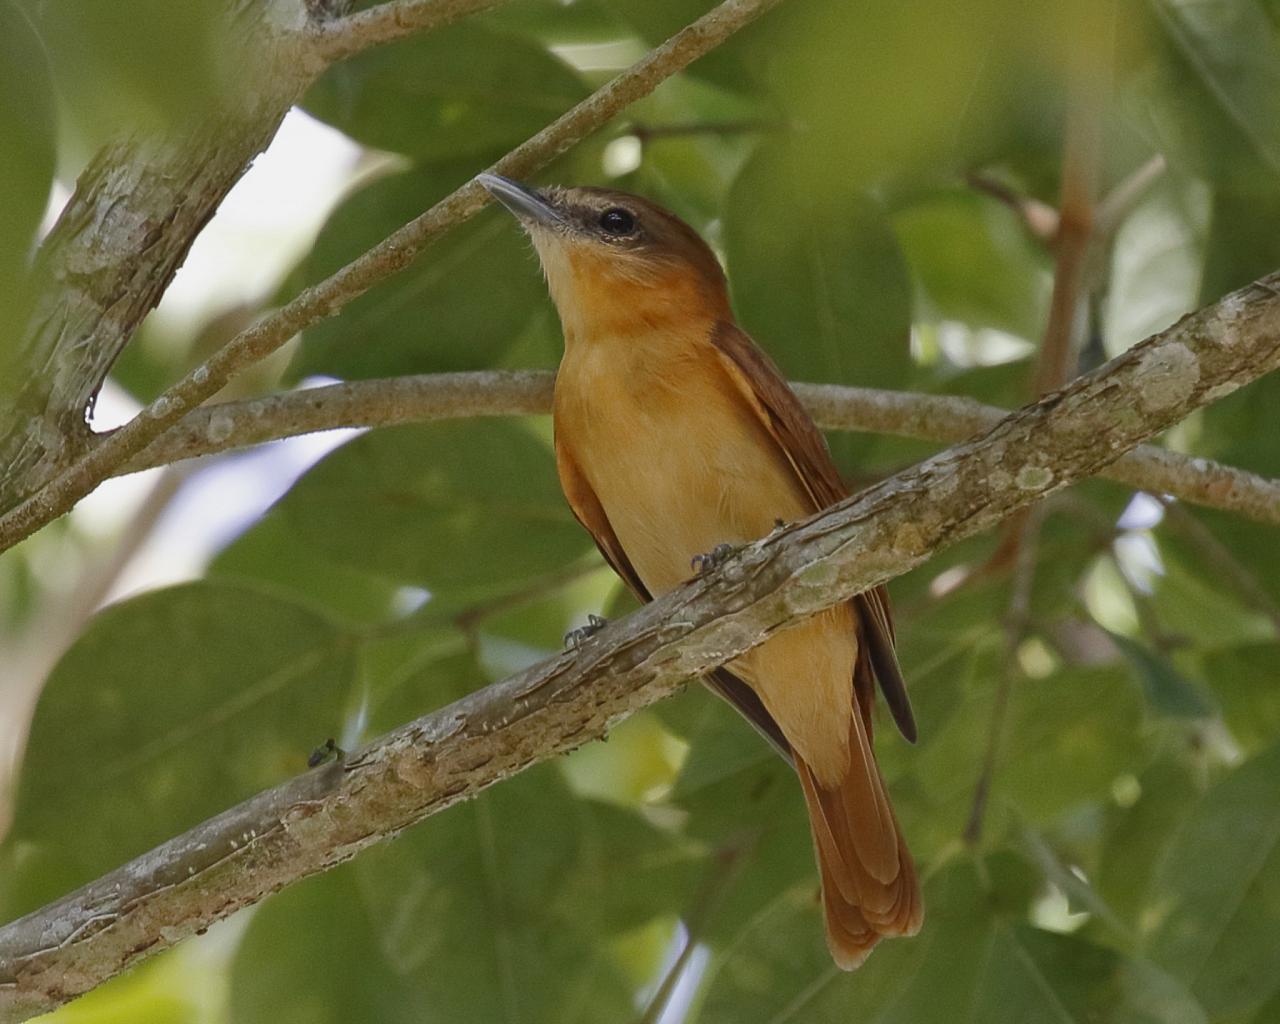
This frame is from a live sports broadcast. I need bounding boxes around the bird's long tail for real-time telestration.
[795,705,922,969]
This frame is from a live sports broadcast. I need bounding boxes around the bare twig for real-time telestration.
[964,506,1043,845]
[305,0,509,63]
[965,172,1059,241]
[636,844,744,1024]
[1034,89,1102,397]
[1,270,1277,1022]
[0,0,789,557]
[107,372,1280,527]
[986,82,1104,575]
[1094,154,1167,241]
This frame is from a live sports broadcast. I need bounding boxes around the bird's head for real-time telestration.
[478,174,732,341]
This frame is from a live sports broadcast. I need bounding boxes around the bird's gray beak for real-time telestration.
[477,173,564,228]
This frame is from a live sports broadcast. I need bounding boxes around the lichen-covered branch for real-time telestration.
[113,370,1280,527]
[0,0,788,556]
[1,270,1277,1023]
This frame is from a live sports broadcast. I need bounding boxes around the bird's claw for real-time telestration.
[565,614,608,649]
[691,542,740,576]
[771,518,789,534]
[308,737,346,768]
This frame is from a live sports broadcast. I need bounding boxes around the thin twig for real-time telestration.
[0,0,789,558]
[986,82,1104,575]
[1094,154,1167,241]
[965,506,1043,845]
[306,0,509,64]
[2,269,1277,1021]
[965,172,1059,241]
[636,844,745,1024]
[1034,89,1103,397]
[105,372,1280,527]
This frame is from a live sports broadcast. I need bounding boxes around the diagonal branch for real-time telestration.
[2,269,1277,1023]
[0,0,787,557]
[111,372,1280,527]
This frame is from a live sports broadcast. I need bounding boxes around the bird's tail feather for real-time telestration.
[796,709,922,970]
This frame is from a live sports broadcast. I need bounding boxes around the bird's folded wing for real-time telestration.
[554,435,792,759]
[709,321,917,743]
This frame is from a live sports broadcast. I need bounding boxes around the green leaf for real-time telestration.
[696,856,1208,1024]
[892,189,1051,340]
[20,0,233,144]
[1144,742,1280,1019]
[911,667,1145,846]
[211,509,407,625]
[660,696,814,945]
[231,765,689,1022]
[288,163,554,382]
[303,23,586,161]
[1149,0,1280,175]
[0,0,55,338]
[724,140,913,468]
[229,866,419,1024]
[593,0,773,92]
[264,421,592,600]
[1094,755,1201,930]
[1109,633,1215,719]
[1200,643,1280,755]
[1,583,355,920]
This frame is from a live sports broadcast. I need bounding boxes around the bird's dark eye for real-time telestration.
[599,207,635,236]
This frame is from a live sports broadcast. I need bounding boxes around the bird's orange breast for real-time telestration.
[553,324,857,783]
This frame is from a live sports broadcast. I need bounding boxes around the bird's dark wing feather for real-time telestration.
[554,435,794,760]
[709,321,917,743]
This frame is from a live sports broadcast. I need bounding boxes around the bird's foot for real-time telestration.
[565,614,608,649]
[771,518,789,534]
[308,737,346,768]
[691,542,741,577]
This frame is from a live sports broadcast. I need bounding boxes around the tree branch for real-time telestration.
[1034,85,1102,397]
[0,0,512,510]
[0,0,788,558]
[2,270,1277,1022]
[0,0,315,509]
[104,372,1280,527]
[305,0,509,63]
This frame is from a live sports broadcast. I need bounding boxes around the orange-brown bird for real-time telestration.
[479,174,922,968]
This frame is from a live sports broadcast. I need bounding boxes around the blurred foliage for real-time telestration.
[3,1,1280,1023]
[0,0,54,356]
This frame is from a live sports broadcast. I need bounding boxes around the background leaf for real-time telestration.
[260,420,593,601]
[303,22,587,161]
[1144,742,1280,1020]
[287,162,556,382]
[1,584,355,919]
